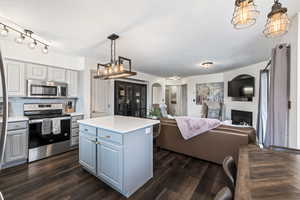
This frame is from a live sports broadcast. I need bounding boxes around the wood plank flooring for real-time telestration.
[0,148,227,200]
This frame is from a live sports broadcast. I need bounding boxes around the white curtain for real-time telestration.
[265,44,290,147]
[257,70,269,146]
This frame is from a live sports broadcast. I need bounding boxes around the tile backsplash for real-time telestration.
[3,98,77,117]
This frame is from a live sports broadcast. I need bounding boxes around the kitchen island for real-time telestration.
[78,115,160,198]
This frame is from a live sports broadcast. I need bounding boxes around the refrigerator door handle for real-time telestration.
[0,49,8,170]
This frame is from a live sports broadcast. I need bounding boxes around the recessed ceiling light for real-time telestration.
[200,61,214,68]
[168,76,181,81]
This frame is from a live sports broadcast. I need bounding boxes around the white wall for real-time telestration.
[280,13,300,148]
[182,73,224,117]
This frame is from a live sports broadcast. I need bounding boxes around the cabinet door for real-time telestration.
[4,129,28,163]
[79,133,97,174]
[48,67,66,82]
[97,141,123,190]
[5,60,25,96]
[66,70,78,97]
[26,64,47,80]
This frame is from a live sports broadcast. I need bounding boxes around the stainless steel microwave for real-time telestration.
[27,80,68,98]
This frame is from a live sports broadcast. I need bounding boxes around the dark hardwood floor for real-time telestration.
[0,148,227,200]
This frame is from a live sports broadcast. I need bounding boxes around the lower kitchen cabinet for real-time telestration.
[3,121,28,168]
[4,129,28,163]
[79,132,97,174]
[97,141,123,191]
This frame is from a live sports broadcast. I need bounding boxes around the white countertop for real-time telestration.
[69,112,84,117]
[78,115,160,133]
[0,116,29,122]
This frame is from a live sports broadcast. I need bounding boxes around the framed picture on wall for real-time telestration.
[196,82,224,105]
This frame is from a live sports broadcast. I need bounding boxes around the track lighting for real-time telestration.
[42,45,49,54]
[15,34,25,44]
[28,39,37,49]
[0,25,9,37]
[0,22,50,53]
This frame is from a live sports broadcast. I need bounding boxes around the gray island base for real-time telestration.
[78,116,160,198]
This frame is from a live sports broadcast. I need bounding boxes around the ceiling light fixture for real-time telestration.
[0,25,9,37]
[168,76,181,81]
[94,34,137,80]
[15,33,25,44]
[200,61,214,68]
[263,0,290,38]
[231,0,260,29]
[42,45,49,54]
[0,22,50,53]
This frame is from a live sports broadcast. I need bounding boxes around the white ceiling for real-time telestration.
[0,0,299,77]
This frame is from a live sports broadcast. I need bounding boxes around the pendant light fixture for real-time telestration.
[0,22,50,54]
[94,34,137,80]
[231,0,260,29]
[263,0,290,38]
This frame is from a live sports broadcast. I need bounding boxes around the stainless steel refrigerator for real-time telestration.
[0,49,8,200]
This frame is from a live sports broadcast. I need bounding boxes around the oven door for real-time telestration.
[28,117,71,149]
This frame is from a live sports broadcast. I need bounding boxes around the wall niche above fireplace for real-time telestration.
[228,74,255,102]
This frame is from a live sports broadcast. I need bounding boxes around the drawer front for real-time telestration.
[98,129,122,145]
[7,121,27,131]
[72,128,79,137]
[72,122,79,129]
[72,115,84,123]
[79,125,97,136]
[71,136,79,146]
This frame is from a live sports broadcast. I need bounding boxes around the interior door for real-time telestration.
[91,71,110,118]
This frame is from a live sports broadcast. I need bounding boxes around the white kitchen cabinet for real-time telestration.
[4,129,28,164]
[48,67,66,82]
[79,132,97,174]
[66,70,78,97]
[97,141,123,191]
[26,63,48,80]
[5,60,25,96]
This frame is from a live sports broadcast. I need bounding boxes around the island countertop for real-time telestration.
[78,115,160,133]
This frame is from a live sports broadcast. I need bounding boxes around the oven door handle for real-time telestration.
[29,117,71,124]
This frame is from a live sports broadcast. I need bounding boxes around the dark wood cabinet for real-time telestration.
[114,81,147,118]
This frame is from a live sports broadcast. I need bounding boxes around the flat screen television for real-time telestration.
[228,75,255,98]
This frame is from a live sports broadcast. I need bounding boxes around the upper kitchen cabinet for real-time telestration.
[48,67,66,82]
[5,60,25,97]
[66,70,78,97]
[26,64,48,81]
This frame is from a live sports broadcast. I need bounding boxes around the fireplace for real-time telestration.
[231,110,253,126]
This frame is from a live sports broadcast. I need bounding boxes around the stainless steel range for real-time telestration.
[24,103,71,162]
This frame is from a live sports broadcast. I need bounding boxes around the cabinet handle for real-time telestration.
[100,135,111,139]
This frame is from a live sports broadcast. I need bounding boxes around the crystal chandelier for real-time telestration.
[263,0,290,38]
[94,34,137,80]
[231,0,260,29]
